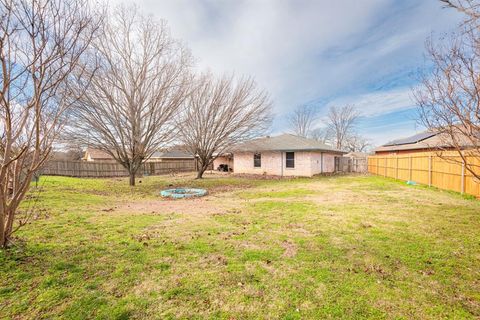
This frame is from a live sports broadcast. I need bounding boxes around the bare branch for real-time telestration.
[64,6,192,186]
[0,0,102,247]
[414,3,480,179]
[177,73,272,179]
[308,127,333,145]
[441,0,480,21]
[324,105,360,150]
[344,134,371,152]
[288,104,318,137]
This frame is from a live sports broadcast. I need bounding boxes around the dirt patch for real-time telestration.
[239,241,263,250]
[308,190,369,205]
[114,197,237,216]
[206,184,254,194]
[201,254,229,266]
[281,240,298,258]
[286,223,312,236]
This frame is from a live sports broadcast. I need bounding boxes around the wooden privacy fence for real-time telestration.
[41,160,197,178]
[368,152,480,197]
[335,157,368,173]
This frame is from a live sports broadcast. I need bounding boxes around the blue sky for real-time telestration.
[127,0,464,146]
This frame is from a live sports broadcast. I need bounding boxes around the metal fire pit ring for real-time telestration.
[160,188,207,199]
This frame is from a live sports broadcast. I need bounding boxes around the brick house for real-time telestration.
[82,148,117,162]
[230,134,345,177]
[83,146,194,162]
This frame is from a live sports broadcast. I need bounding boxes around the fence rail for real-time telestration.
[368,152,480,197]
[41,160,198,178]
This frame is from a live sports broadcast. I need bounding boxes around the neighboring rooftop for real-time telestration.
[84,146,194,160]
[155,146,194,159]
[383,131,437,147]
[344,151,370,158]
[375,129,476,153]
[232,134,345,153]
[84,148,113,160]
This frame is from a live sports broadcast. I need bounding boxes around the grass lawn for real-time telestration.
[1,173,479,319]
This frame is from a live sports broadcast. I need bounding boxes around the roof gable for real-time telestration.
[85,148,113,159]
[233,134,345,153]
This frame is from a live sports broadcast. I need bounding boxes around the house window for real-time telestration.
[254,153,261,168]
[286,152,295,168]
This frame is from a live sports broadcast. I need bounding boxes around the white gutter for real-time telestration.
[321,152,324,173]
[281,151,284,177]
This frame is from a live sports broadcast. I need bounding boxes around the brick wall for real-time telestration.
[233,151,337,177]
[233,151,282,175]
[213,156,234,171]
[310,152,335,174]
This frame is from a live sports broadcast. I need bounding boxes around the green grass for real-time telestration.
[1,173,479,319]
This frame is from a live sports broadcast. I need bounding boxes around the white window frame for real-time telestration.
[253,153,262,168]
[285,151,295,169]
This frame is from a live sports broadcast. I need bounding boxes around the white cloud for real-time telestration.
[324,87,415,117]
[136,0,388,95]
[110,0,463,136]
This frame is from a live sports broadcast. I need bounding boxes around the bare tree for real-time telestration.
[414,3,480,180]
[345,134,371,152]
[65,6,192,186]
[325,105,360,150]
[178,73,272,179]
[441,0,480,21]
[308,127,333,145]
[0,0,102,247]
[288,104,318,137]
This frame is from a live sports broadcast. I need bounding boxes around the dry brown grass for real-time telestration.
[0,174,479,319]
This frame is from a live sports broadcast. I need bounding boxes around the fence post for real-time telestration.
[395,156,399,180]
[461,160,465,194]
[384,157,387,177]
[409,156,412,181]
[428,155,432,187]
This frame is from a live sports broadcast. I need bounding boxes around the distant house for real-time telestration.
[83,146,194,162]
[154,146,195,162]
[83,148,116,162]
[231,134,345,177]
[374,130,474,155]
[344,151,370,159]
[51,150,83,161]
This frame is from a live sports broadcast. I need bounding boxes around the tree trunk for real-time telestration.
[0,235,6,249]
[0,200,4,248]
[197,162,211,179]
[196,158,207,179]
[129,172,136,186]
[196,167,206,179]
[0,217,6,249]
[0,207,13,249]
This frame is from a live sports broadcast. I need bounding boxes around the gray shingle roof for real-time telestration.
[374,129,477,153]
[84,147,194,160]
[84,148,114,160]
[154,146,194,159]
[232,134,345,153]
[383,131,437,146]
